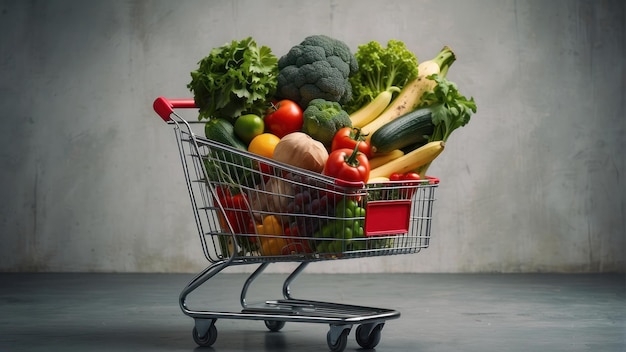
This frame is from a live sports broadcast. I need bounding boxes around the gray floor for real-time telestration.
[0,269,624,352]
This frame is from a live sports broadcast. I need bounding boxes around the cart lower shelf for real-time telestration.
[243,298,400,322]
[181,262,400,352]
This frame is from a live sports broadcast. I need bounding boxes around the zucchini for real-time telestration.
[369,106,436,154]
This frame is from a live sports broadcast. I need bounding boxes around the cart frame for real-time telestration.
[153,97,439,351]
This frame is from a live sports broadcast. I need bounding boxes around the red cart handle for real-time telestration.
[153,96,197,122]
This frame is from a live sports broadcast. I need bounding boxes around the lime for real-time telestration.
[234,114,265,144]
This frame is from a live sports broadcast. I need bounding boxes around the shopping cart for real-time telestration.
[153,97,439,351]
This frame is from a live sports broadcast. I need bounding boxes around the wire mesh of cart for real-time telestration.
[153,97,439,352]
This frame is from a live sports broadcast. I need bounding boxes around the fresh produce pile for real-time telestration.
[188,35,477,257]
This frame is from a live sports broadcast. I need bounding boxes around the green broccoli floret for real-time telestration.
[276,35,358,109]
[302,98,353,148]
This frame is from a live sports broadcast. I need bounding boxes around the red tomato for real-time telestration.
[323,147,370,183]
[330,127,372,158]
[264,100,303,138]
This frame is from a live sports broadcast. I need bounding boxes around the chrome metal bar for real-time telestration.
[239,262,270,309]
[282,262,309,300]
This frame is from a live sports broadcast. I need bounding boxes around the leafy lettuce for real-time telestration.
[346,40,419,113]
[188,37,278,121]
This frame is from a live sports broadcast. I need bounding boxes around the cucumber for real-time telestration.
[203,118,256,186]
[400,140,428,154]
[204,118,247,150]
[369,106,435,154]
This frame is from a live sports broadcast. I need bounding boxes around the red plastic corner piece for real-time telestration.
[153,97,197,122]
[153,96,174,122]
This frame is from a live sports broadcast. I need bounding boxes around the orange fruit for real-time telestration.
[248,133,280,159]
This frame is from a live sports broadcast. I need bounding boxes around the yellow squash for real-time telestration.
[368,141,445,180]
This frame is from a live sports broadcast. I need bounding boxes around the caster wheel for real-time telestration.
[327,328,349,352]
[355,323,383,349]
[264,320,286,332]
[192,324,217,347]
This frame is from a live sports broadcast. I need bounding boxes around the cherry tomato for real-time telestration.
[403,172,421,181]
[390,172,421,181]
[331,127,372,158]
[264,100,304,138]
[389,173,404,181]
[389,172,422,198]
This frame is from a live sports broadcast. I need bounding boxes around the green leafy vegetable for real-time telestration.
[419,74,477,142]
[416,73,477,176]
[188,37,278,121]
[346,40,419,113]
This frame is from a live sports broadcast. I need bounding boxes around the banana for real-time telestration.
[368,141,445,180]
[367,149,405,169]
[362,46,456,139]
[349,87,400,128]
[366,176,391,184]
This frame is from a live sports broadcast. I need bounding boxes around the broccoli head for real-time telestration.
[302,98,353,148]
[276,35,358,109]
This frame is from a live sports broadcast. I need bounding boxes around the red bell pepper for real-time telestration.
[323,143,370,183]
[214,186,252,234]
[331,127,372,158]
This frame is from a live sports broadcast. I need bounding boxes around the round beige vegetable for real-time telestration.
[273,132,329,173]
[248,178,293,223]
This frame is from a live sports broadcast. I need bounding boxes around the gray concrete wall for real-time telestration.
[0,0,624,273]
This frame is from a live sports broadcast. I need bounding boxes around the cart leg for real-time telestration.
[282,262,309,299]
[239,263,289,332]
[179,260,229,315]
[239,262,270,308]
[239,261,308,306]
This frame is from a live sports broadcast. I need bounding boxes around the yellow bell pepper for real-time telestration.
[257,215,288,256]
